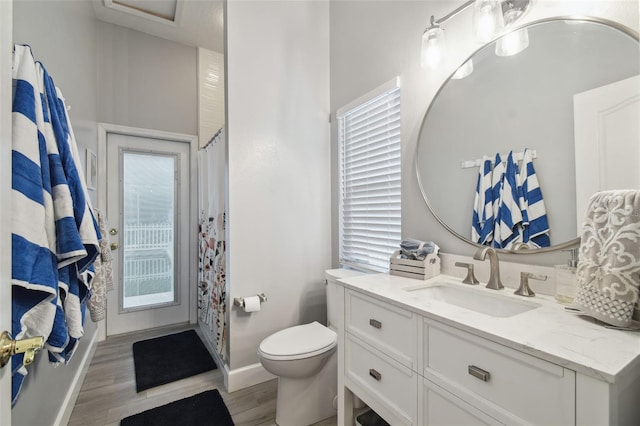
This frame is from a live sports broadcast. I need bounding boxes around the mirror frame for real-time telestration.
[415,16,639,254]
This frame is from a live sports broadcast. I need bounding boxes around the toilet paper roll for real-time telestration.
[243,296,261,313]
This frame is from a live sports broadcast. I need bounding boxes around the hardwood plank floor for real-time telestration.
[68,324,338,426]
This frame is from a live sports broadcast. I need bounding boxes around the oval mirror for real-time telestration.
[417,18,639,253]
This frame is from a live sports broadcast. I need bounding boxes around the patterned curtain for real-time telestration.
[197,130,227,362]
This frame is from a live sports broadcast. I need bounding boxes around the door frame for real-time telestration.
[97,123,198,341]
[0,0,13,421]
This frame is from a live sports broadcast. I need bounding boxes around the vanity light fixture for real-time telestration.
[420,0,532,71]
[421,16,446,69]
[495,5,530,56]
[472,0,504,43]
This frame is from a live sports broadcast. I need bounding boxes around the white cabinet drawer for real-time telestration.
[346,333,418,425]
[420,377,503,426]
[424,320,575,425]
[346,289,417,369]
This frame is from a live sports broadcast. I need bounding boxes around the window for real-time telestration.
[337,78,401,272]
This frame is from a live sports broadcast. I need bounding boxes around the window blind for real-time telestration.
[338,82,401,272]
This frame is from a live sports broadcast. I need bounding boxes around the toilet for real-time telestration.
[257,269,364,426]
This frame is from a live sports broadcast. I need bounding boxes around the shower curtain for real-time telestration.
[197,129,227,363]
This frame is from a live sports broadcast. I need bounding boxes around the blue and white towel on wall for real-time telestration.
[495,152,524,249]
[470,149,549,249]
[490,153,505,248]
[472,156,494,245]
[519,148,550,247]
[11,45,100,405]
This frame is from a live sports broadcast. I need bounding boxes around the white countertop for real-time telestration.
[337,273,640,384]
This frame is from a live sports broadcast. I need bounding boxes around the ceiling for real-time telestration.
[92,0,224,53]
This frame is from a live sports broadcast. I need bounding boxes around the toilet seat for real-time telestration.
[258,321,337,361]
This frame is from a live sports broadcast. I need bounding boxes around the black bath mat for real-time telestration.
[133,329,217,392]
[120,389,234,426]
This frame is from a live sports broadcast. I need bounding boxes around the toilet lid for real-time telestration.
[259,321,337,360]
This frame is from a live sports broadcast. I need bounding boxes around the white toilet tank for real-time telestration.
[325,269,366,331]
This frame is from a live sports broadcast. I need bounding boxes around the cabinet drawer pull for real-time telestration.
[368,368,382,381]
[369,319,382,329]
[468,365,490,382]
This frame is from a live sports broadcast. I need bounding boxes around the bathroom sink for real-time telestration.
[404,283,540,318]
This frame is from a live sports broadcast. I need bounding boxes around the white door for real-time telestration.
[106,132,192,335]
[1,0,13,421]
[574,75,640,232]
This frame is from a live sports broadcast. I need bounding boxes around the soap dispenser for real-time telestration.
[554,248,578,305]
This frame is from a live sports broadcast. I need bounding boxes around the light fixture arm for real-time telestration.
[432,0,530,26]
[425,15,439,32]
[501,0,531,17]
[433,0,475,26]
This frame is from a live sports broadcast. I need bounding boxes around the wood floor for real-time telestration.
[68,324,337,426]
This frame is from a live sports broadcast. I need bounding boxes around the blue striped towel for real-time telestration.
[490,153,505,248]
[39,61,100,361]
[40,65,100,269]
[520,148,550,247]
[495,151,524,249]
[11,45,60,404]
[11,45,100,404]
[471,156,494,245]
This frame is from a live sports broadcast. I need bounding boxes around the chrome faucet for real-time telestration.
[473,247,504,290]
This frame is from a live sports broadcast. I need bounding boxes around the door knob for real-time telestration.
[0,331,44,368]
[109,228,118,235]
[110,243,119,250]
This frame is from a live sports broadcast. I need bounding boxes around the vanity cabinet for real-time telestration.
[342,288,575,425]
[422,320,575,425]
[344,290,419,425]
[335,271,640,426]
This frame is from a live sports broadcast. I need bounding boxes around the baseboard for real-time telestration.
[227,363,276,393]
[54,327,99,426]
[208,338,231,392]
[195,322,275,393]
[197,322,232,392]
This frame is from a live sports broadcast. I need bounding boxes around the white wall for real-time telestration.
[226,0,331,372]
[11,1,99,423]
[13,0,100,206]
[13,0,97,124]
[330,0,640,269]
[198,47,225,147]
[97,22,198,136]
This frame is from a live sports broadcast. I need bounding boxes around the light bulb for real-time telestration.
[495,8,529,56]
[495,28,529,56]
[472,0,504,43]
[421,26,445,70]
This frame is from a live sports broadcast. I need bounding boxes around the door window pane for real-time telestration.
[122,152,176,309]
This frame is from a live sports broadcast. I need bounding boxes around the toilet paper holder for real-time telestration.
[233,293,267,308]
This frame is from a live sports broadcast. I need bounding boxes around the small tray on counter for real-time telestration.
[389,250,440,280]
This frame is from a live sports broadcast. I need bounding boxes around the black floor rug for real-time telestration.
[120,389,234,426]
[133,329,217,392]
